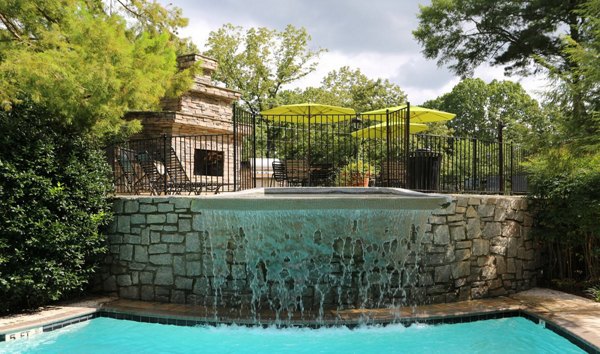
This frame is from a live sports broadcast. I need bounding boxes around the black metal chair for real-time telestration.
[285,160,309,186]
[309,163,335,186]
[375,161,407,188]
[114,146,143,194]
[271,161,288,187]
[135,150,167,195]
[161,147,206,195]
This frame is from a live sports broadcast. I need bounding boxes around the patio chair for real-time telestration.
[161,147,207,195]
[375,160,407,188]
[271,161,288,187]
[309,163,335,186]
[114,146,143,194]
[135,150,168,195]
[285,160,309,186]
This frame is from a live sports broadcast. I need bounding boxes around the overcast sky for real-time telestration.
[164,0,547,104]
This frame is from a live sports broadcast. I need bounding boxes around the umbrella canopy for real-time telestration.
[260,103,356,124]
[351,122,428,139]
[361,105,455,123]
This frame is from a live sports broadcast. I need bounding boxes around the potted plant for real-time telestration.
[336,160,375,187]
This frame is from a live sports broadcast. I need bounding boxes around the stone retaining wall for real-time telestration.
[100,195,541,309]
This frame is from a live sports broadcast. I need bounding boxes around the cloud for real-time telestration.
[287,50,409,89]
[167,0,546,105]
[174,0,423,53]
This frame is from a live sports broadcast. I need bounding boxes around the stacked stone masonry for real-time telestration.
[101,195,541,308]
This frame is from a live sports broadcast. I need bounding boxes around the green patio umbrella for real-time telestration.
[260,103,356,184]
[351,122,428,139]
[260,103,356,123]
[360,105,455,123]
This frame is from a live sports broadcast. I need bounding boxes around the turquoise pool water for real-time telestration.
[0,317,583,353]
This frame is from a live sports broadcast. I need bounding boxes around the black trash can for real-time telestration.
[408,149,441,191]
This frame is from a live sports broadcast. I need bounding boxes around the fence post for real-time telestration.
[252,112,257,189]
[162,133,168,195]
[233,104,238,191]
[385,109,390,187]
[404,103,410,187]
[497,122,504,194]
[510,142,514,194]
[472,138,477,192]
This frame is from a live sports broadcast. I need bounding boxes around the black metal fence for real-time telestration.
[107,134,238,195]
[108,104,528,195]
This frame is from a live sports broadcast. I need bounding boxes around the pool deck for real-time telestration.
[1,288,599,350]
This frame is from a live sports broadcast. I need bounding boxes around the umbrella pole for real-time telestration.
[307,107,311,186]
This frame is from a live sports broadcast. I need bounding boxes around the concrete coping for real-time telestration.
[191,187,452,210]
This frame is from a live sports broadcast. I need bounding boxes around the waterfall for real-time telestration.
[194,207,433,324]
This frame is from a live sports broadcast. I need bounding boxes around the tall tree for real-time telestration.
[320,67,407,112]
[413,0,586,77]
[276,66,407,112]
[205,24,325,115]
[551,0,600,150]
[423,78,547,144]
[0,0,195,138]
[413,0,595,143]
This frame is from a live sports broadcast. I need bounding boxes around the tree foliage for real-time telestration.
[414,0,597,148]
[0,0,196,138]
[413,0,586,77]
[205,24,325,115]
[276,66,407,112]
[526,149,600,281]
[423,78,547,144]
[548,0,600,150]
[0,100,112,314]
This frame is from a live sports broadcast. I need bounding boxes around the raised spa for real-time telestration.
[102,187,540,324]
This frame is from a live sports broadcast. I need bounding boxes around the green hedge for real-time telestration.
[527,148,600,281]
[0,100,112,314]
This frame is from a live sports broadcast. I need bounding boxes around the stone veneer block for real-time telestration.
[162,234,184,243]
[131,214,146,225]
[434,265,452,283]
[139,204,157,213]
[134,245,148,263]
[433,225,450,245]
[431,202,456,216]
[191,214,203,231]
[452,261,470,278]
[117,215,131,234]
[482,222,501,239]
[449,226,466,241]
[149,254,173,265]
[147,214,167,224]
[148,244,167,254]
[157,203,174,212]
[185,232,201,252]
[472,239,490,256]
[429,216,447,225]
[166,213,178,224]
[171,197,192,210]
[119,245,133,262]
[178,219,192,232]
[466,218,481,239]
[477,204,495,218]
[155,268,174,286]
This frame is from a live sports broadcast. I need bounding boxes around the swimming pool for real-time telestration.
[0,316,585,353]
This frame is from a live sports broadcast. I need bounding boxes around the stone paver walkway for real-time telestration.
[0,289,598,351]
[511,288,600,350]
[0,297,114,336]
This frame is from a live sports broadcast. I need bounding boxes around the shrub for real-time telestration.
[587,286,600,302]
[0,100,112,314]
[526,148,600,281]
[336,160,375,186]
